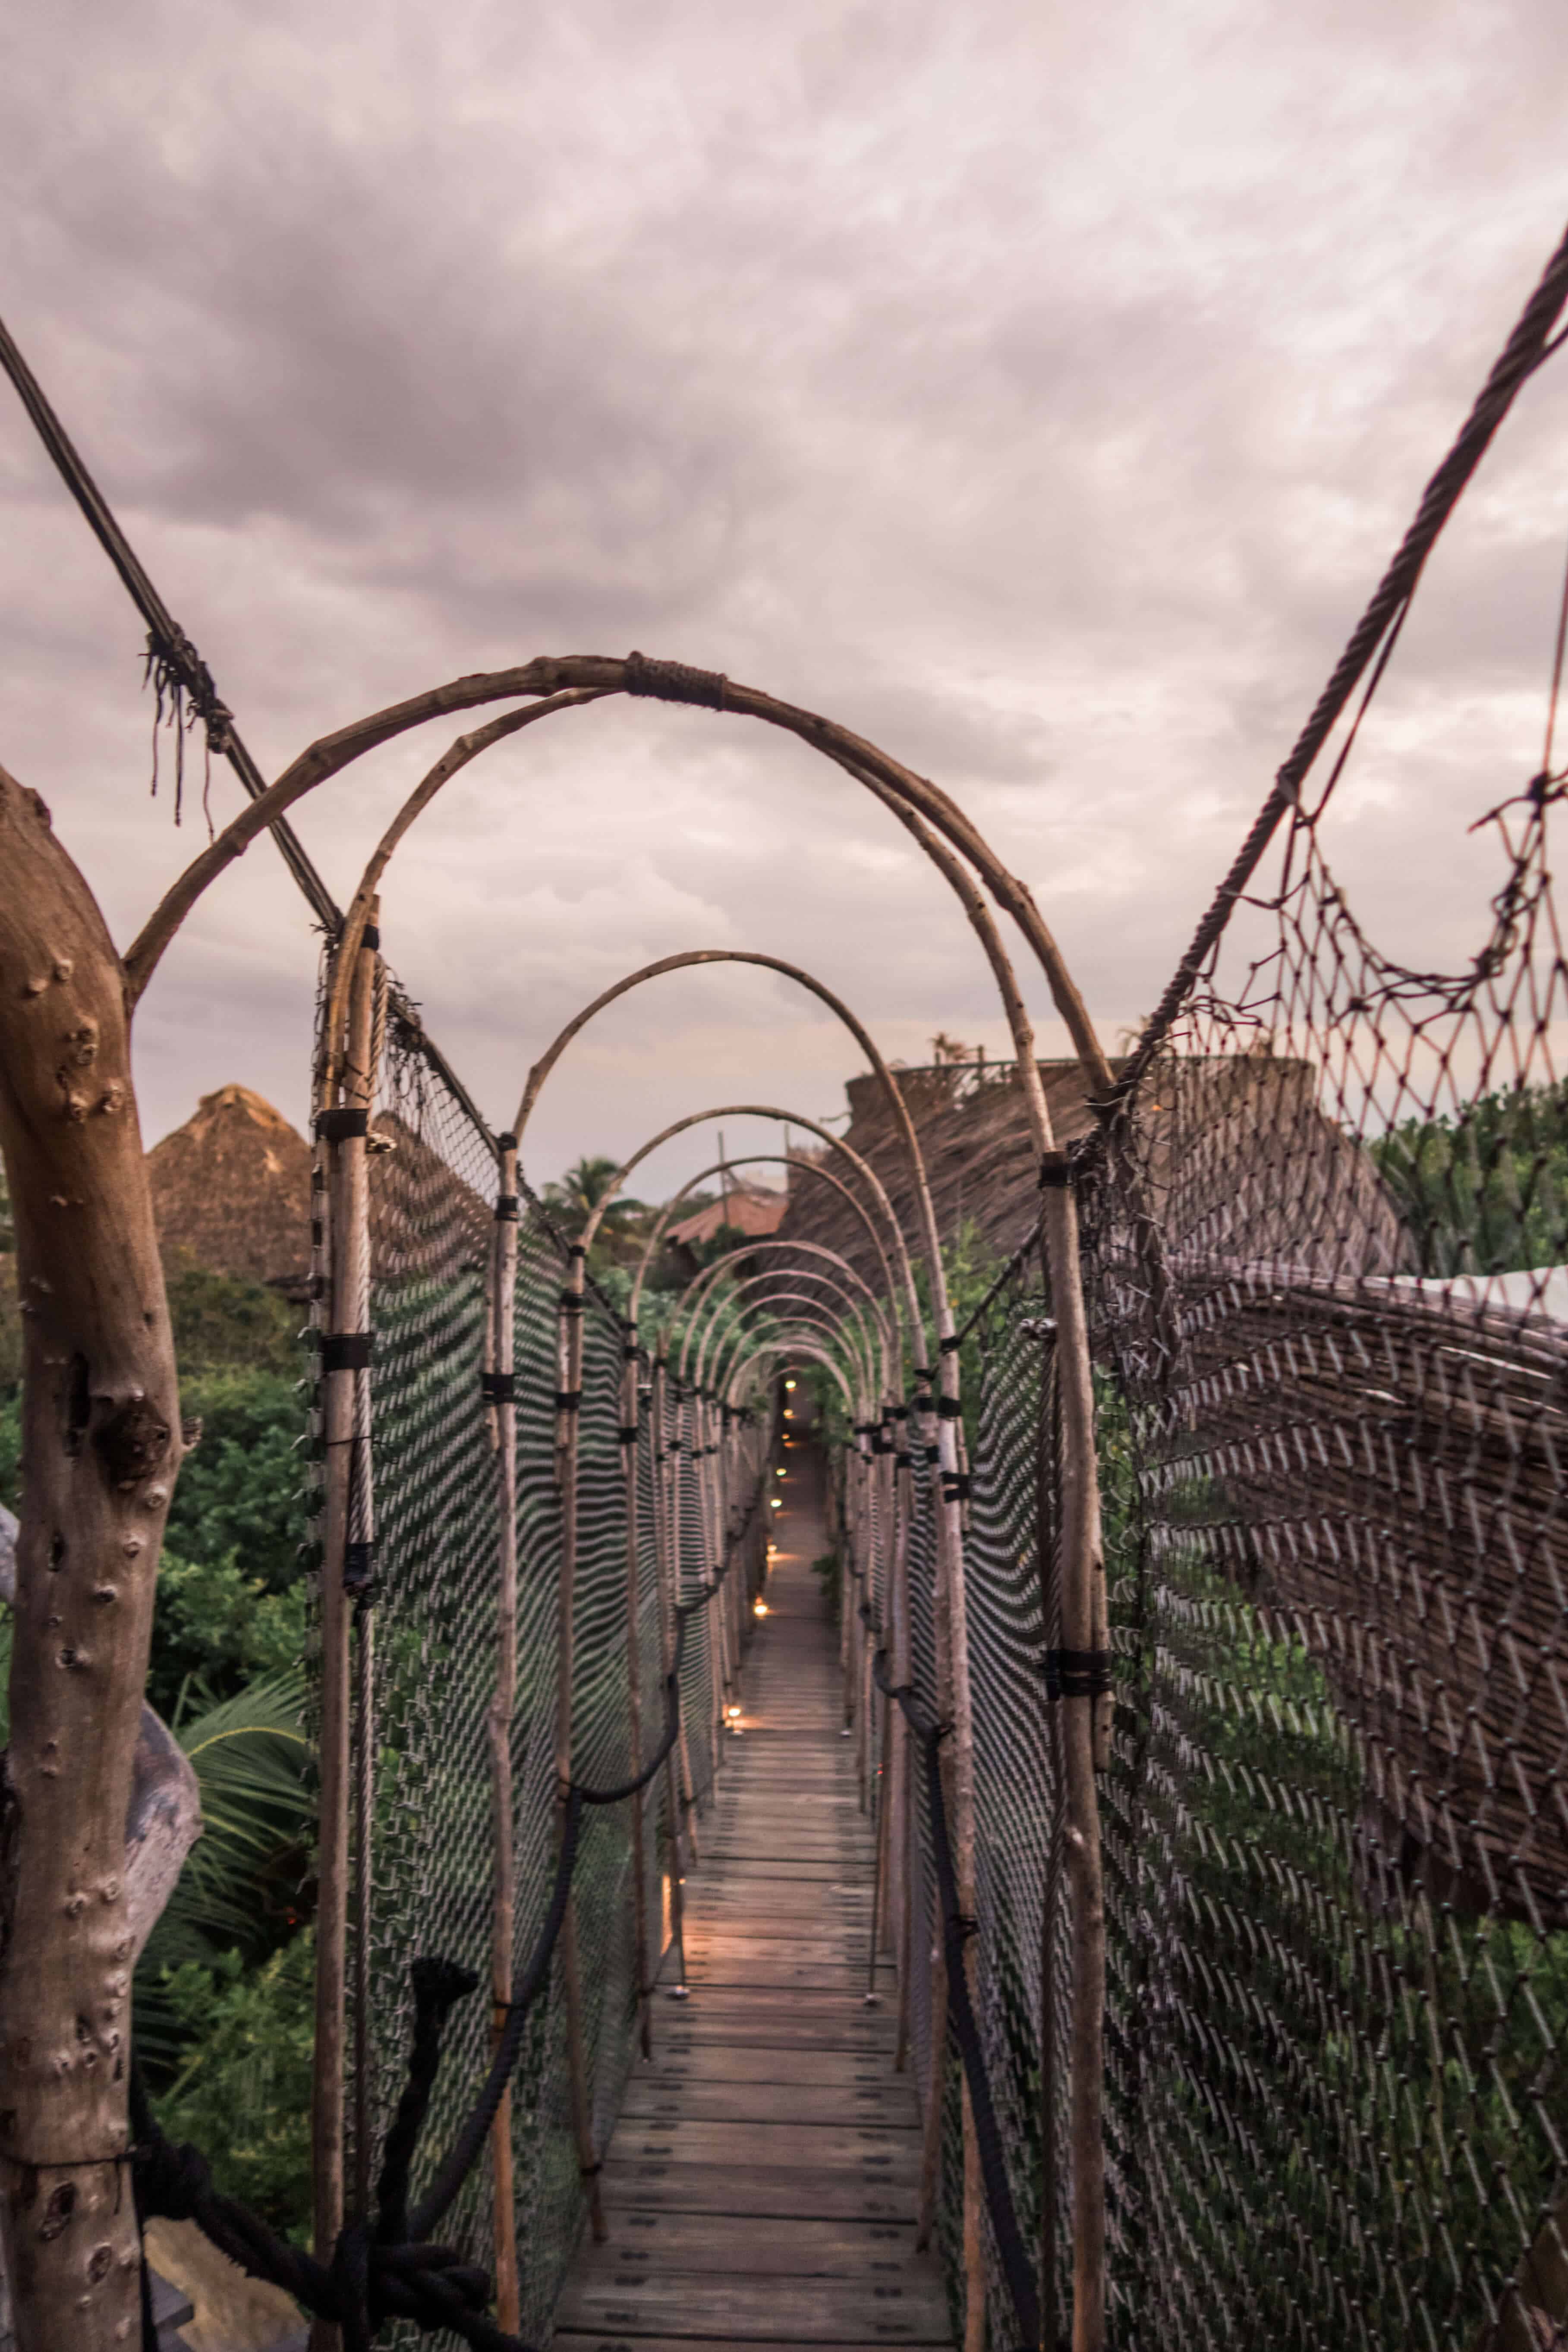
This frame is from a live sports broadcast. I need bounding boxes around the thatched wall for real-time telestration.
[146,1083,312,1287]
[778,1053,1408,1294]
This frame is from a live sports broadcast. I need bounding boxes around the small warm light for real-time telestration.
[785,1380,797,1391]
[727,1703,743,1718]
[753,1599,769,1618]
[770,1498,782,1510]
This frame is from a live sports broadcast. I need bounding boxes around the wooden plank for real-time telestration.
[623,2047,900,2086]
[557,2270,951,2341]
[598,2159,918,2222]
[554,1486,953,2352]
[620,2081,919,2125]
[611,2119,920,2169]
[562,2210,923,2274]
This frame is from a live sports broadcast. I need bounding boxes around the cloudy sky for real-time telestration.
[2,0,1566,1194]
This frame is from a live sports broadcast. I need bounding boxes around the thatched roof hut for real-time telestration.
[146,1084,312,1288]
[778,1052,1408,1294]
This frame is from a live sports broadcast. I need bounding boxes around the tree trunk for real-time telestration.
[0,765,185,2349]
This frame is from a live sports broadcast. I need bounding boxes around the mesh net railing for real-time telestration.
[333,1003,674,2343]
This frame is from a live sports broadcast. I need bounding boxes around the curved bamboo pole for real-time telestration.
[695,1275,880,1412]
[122,655,1113,2348]
[687,1263,882,1400]
[704,1294,866,1412]
[686,1251,893,1411]
[124,661,1112,1125]
[633,1158,903,1351]
[674,1240,896,1382]
[576,1103,923,1345]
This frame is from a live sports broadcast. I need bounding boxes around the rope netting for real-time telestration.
[9,224,1568,2352]
[1070,728,1568,2345]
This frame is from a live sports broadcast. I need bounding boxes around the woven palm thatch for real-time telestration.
[146,1083,312,1287]
[780,1052,1406,1290]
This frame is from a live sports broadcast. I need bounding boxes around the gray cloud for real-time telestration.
[2,0,1567,1189]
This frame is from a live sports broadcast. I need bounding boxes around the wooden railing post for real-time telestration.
[310,911,381,2352]
[556,1243,607,2243]
[620,1328,652,2060]
[486,1132,522,2330]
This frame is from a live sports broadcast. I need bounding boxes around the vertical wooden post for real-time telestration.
[1044,1179,1108,2352]
[649,1351,692,1987]
[311,915,380,2351]
[487,1133,522,2332]
[556,1244,607,2243]
[928,1348,986,2352]
[621,1328,652,2060]
[1036,1301,1063,2352]
[890,1425,914,2071]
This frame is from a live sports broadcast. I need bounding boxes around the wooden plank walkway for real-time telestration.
[554,1431,954,2352]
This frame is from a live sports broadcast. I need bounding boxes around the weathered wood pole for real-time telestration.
[0,767,185,2350]
[310,914,381,2352]
[486,1133,522,2330]
[619,1328,652,2060]
[555,1245,607,2242]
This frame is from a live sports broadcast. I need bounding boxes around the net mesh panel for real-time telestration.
[965,1294,1060,2350]
[1075,658,1568,2341]
[339,1008,667,2346]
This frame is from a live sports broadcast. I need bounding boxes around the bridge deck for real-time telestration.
[554,1437,954,2352]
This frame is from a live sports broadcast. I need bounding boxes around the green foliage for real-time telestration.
[166,1369,309,1593]
[137,1670,314,2072]
[811,1551,841,1628]
[151,1929,315,2236]
[1098,1380,1568,2343]
[164,1261,304,1378]
[145,1555,309,1728]
[0,1389,18,1515]
[1371,1076,1568,1274]
[542,1154,652,1267]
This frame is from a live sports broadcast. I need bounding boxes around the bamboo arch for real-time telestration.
[628,1154,902,1338]
[122,652,1110,2351]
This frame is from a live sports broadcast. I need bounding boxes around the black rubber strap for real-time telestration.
[480,1371,516,1404]
[321,1332,373,1373]
[619,1425,639,1445]
[939,1335,961,1354]
[361,924,381,952]
[315,1107,370,1143]
[494,1194,519,1223]
[941,1471,972,1503]
[343,1540,377,1599]
[624,649,728,709]
[936,1395,963,1419]
[1039,1149,1076,1189]
[1044,1648,1114,1700]
[555,1391,581,1414]
[559,1293,584,1314]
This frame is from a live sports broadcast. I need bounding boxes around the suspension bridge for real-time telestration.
[0,222,1567,2352]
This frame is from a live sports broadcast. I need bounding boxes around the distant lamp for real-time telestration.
[785,1380,797,1391]
[753,1599,769,1618]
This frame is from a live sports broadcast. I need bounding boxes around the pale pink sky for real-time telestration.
[3,0,1566,1191]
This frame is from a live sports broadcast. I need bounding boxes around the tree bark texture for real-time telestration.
[0,765,184,2350]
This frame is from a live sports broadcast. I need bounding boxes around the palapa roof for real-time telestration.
[146,1084,312,1286]
[666,1184,788,1247]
